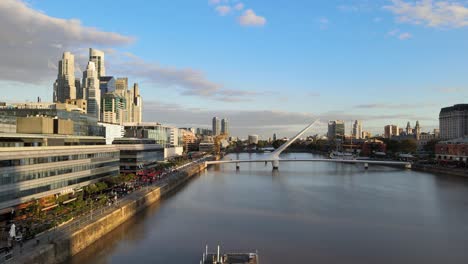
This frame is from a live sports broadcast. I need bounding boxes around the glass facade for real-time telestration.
[124,125,171,146]
[0,146,120,209]
[120,148,164,173]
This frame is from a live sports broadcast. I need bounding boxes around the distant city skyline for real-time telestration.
[0,0,466,137]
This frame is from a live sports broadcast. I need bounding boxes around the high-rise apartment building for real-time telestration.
[384,125,399,138]
[102,92,127,125]
[352,120,362,139]
[439,104,468,140]
[100,76,116,95]
[114,78,141,123]
[89,48,106,78]
[212,117,221,136]
[83,61,101,120]
[328,120,345,140]
[132,83,143,123]
[221,118,229,136]
[75,78,84,99]
[53,52,76,103]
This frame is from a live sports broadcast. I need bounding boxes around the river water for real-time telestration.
[68,153,468,264]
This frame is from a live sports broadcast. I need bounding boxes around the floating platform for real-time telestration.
[201,246,258,264]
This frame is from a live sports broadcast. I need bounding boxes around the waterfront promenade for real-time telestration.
[5,157,210,264]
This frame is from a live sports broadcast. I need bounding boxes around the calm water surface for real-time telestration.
[68,153,468,264]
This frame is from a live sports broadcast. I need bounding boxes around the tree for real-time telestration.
[424,139,440,153]
[399,139,417,153]
[272,140,286,149]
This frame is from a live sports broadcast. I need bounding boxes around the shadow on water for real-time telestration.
[64,173,202,264]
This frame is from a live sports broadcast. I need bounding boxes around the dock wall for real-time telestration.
[17,163,207,264]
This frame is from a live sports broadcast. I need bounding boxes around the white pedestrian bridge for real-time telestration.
[205,120,412,170]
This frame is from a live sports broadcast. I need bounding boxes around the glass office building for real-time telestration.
[124,124,171,146]
[0,145,119,210]
[114,143,165,174]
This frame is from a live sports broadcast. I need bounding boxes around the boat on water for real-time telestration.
[329,151,356,160]
[200,245,258,264]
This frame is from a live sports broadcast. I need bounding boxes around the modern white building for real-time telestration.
[99,122,125,145]
[212,117,221,136]
[328,120,345,140]
[352,120,362,139]
[221,118,229,136]
[83,61,101,120]
[0,145,120,210]
[89,48,106,78]
[248,134,259,145]
[53,52,76,103]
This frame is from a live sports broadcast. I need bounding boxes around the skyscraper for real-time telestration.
[89,48,106,78]
[439,104,468,140]
[83,61,101,120]
[328,120,345,140]
[53,52,76,103]
[115,77,128,94]
[221,118,229,136]
[102,92,126,125]
[384,125,399,138]
[133,83,143,123]
[352,120,362,139]
[75,78,84,99]
[114,78,143,123]
[212,117,220,136]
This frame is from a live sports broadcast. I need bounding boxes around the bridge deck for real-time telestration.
[206,159,410,166]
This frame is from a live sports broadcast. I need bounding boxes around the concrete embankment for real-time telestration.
[412,164,468,178]
[17,162,209,264]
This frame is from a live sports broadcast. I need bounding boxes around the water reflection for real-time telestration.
[68,153,468,264]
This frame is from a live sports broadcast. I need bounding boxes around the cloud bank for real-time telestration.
[0,0,253,102]
[0,0,133,83]
[385,0,468,28]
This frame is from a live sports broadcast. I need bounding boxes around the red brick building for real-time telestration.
[436,137,468,164]
[361,139,386,156]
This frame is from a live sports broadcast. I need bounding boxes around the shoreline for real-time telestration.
[15,158,214,264]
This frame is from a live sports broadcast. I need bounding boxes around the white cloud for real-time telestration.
[386,29,412,40]
[216,5,232,16]
[234,3,245,11]
[110,51,258,102]
[384,0,468,28]
[0,0,255,103]
[0,0,133,84]
[238,9,267,26]
[398,32,412,40]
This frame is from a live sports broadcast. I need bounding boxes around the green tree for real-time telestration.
[272,140,286,149]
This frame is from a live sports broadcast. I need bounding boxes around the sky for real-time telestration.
[0,0,467,138]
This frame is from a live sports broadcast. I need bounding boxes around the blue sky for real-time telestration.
[0,0,467,137]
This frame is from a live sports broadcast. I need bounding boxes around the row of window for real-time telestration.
[0,161,119,185]
[0,170,119,203]
[0,151,119,168]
